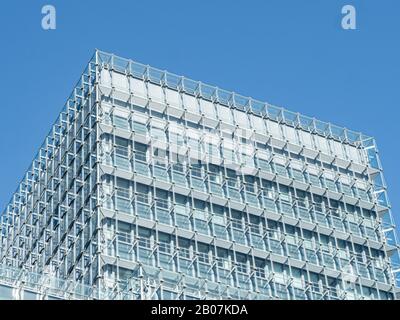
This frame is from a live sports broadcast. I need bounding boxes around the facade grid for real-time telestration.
[0,50,399,300]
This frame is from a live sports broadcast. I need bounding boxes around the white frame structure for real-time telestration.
[0,50,399,300]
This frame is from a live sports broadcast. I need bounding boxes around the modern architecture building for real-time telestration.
[1,50,399,300]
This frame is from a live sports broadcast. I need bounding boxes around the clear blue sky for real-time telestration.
[0,1,399,228]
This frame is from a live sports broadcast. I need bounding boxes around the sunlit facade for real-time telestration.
[1,50,399,300]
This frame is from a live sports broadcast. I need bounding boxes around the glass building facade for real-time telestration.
[0,50,399,300]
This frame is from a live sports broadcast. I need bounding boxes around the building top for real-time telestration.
[96,49,373,147]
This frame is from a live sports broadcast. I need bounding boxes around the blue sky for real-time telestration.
[0,0,399,227]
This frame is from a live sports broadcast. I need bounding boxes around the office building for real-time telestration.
[0,50,399,300]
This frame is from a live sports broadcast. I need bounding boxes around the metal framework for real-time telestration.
[0,50,399,300]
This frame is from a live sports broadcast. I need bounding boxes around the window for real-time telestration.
[197,243,210,264]
[279,185,291,202]
[151,126,166,141]
[178,238,191,259]
[158,233,171,254]
[114,115,129,130]
[249,215,261,234]
[169,131,184,146]
[136,184,149,203]
[217,248,230,269]
[236,253,247,273]
[231,210,243,229]
[191,163,203,178]
[133,121,147,135]
[138,228,151,248]
[255,258,266,278]
[134,142,147,161]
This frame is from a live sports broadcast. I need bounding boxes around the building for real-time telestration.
[0,50,399,300]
